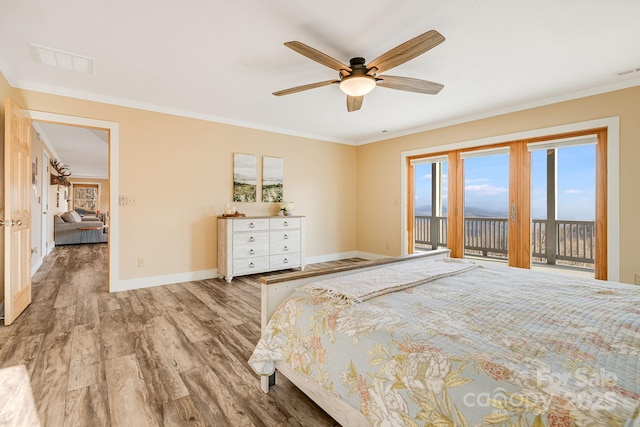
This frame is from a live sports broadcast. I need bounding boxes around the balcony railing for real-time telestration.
[415,215,595,266]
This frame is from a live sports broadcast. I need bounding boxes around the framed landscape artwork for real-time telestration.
[262,156,283,202]
[233,153,257,202]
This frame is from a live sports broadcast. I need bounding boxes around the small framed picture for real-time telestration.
[262,156,283,202]
[233,153,257,202]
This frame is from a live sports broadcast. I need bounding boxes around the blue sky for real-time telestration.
[414,144,596,220]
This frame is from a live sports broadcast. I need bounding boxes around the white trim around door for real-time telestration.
[26,110,119,293]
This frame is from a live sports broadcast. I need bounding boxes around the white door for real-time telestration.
[41,151,49,257]
[2,99,32,325]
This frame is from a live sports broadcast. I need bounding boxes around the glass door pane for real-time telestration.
[462,152,510,262]
[413,161,448,252]
[530,144,596,273]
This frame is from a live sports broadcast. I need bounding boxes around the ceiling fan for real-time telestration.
[273,30,445,112]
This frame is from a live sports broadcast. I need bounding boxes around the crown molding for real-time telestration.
[12,79,355,146]
[354,77,640,146]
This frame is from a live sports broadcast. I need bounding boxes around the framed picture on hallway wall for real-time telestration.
[233,153,257,202]
[73,184,99,211]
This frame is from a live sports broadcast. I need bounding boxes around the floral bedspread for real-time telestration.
[249,260,640,426]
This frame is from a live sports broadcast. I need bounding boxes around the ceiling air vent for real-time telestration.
[616,67,639,77]
[31,43,94,73]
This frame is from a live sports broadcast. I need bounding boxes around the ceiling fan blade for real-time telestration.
[347,95,363,112]
[376,75,444,94]
[367,30,445,74]
[284,41,351,73]
[273,80,338,96]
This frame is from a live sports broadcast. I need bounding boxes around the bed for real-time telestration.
[248,250,640,426]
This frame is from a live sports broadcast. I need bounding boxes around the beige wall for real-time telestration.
[356,85,640,284]
[10,87,357,282]
[4,66,638,285]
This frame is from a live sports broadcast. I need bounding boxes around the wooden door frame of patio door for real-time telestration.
[401,117,618,281]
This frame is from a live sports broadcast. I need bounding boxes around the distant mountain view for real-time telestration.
[415,205,509,218]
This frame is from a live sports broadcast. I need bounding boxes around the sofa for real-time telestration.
[54,210,108,245]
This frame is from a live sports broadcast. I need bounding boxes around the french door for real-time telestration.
[460,148,514,265]
[407,128,607,278]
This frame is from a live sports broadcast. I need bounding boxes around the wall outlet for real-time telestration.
[138,258,145,268]
[127,196,137,206]
[119,195,127,206]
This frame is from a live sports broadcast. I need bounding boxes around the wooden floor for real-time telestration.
[0,244,361,426]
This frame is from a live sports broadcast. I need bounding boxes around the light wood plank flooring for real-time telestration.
[0,244,362,426]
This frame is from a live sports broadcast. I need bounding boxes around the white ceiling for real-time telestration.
[33,122,108,179]
[1,0,640,149]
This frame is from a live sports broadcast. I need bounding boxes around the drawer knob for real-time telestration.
[249,249,255,255]
[283,258,288,264]
[284,246,289,251]
[284,234,288,240]
[249,236,255,242]
[249,222,255,228]
[283,221,288,227]
[249,262,255,268]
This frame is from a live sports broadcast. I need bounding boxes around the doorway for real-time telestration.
[27,111,119,292]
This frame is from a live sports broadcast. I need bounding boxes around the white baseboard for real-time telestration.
[353,251,389,260]
[113,269,219,292]
[112,251,388,293]
[31,258,43,277]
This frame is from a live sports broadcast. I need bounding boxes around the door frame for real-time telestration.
[27,110,119,292]
[41,150,49,258]
[400,116,620,281]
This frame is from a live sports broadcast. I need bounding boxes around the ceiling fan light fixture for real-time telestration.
[339,75,376,97]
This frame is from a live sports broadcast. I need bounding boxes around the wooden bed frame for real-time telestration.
[258,249,451,426]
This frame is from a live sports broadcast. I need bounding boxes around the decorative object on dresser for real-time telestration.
[223,203,245,217]
[279,201,294,216]
[217,216,305,282]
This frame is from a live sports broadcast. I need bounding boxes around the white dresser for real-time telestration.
[217,216,305,282]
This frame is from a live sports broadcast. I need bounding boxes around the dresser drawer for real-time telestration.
[270,230,301,255]
[270,217,300,230]
[233,256,269,275]
[233,232,269,259]
[233,218,269,232]
[232,231,269,259]
[270,253,300,270]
